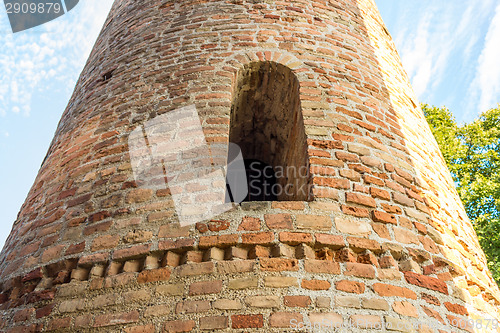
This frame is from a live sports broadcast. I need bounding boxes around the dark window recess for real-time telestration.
[226,61,311,202]
[243,159,278,202]
[102,69,114,81]
[225,159,278,203]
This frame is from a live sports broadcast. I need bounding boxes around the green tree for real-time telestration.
[423,104,500,284]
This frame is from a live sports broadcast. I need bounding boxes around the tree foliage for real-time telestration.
[423,104,500,284]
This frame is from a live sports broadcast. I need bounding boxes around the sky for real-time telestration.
[0,1,500,250]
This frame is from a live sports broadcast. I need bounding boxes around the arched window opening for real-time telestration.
[226,61,311,202]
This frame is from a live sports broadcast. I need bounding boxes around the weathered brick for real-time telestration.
[199,316,228,330]
[315,233,345,248]
[373,222,391,239]
[302,279,331,290]
[342,205,370,217]
[370,187,390,200]
[123,259,142,273]
[265,214,293,229]
[284,295,311,307]
[373,283,417,299]
[231,315,263,329]
[361,298,389,310]
[345,262,376,279]
[198,234,238,248]
[48,317,71,331]
[295,243,316,259]
[347,237,381,253]
[404,272,448,295]
[260,258,299,271]
[384,316,415,332]
[336,151,359,162]
[36,304,54,319]
[357,252,379,266]
[113,244,151,260]
[336,280,365,294]
[163,320,195,333]
[309,313,343,327]
[156,283,184,296]
[394,227,419,244]
[160,239,195,251]
[217,260,254,274]
[22,268,43,282]
[314,177,350,189]
[59,299,85,313]
[335,248,357,262]
[94,311,139,327]
[372,210,397,224]
[189,280,222,295]
[125,325,155,333]
[393,192,414,207]
[447,314,473,332]
[176,300,211,314]
[145,305,171,317]
[74,314,92,327]
[304,260,340,274]
[264,276,298,287]
[238,216,261,231]
[279,232,313,245]
[245,295,279,308]
[122,290,151,303]
[212,299,242,310]
[346,192,376,207]
[88,293,118,309]
[392,301,418,317]
[335,217,371,236]
[422,305,444,323]
[271,201,305,210]
[14,308,34,322]
[269,312,303,328]
[42,245,65,263]
[444,302,468,315]
[126,189,153,203]
[228,277,258,289]
[241,232,274,245]
[138,267,171,283]
[158,223,190,238]
[296,215,331,230]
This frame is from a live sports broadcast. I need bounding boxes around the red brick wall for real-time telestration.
[0,0,498,331]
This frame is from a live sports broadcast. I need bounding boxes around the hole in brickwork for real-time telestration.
[228,61,311,202]
[102,69,114,82]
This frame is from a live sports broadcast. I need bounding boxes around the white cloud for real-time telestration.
[396,7,455,98]
[394,1,489,103]
[0,0,114,117]
[397,13,434,97]
[4,132,9,137]
[471,3,500,112]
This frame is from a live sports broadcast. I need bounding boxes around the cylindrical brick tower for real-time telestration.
[1,0,499,332]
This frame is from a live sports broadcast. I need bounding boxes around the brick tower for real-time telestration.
[1,0,499,332]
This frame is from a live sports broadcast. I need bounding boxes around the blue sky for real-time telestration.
[1,1,500,250]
